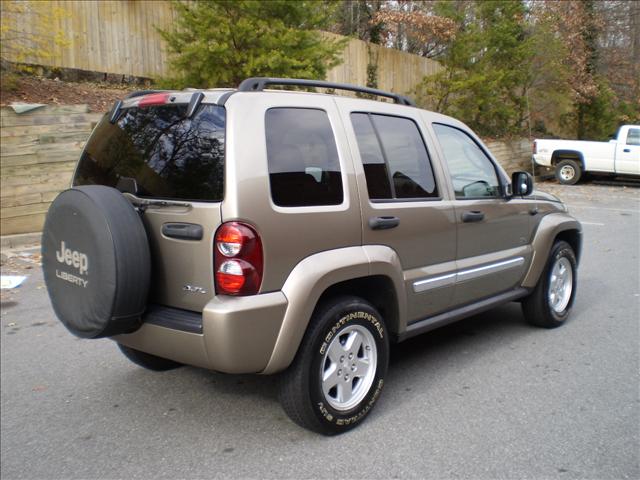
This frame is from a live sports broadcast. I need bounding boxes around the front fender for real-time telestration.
[261,245,405,374]
[522,213,582,288]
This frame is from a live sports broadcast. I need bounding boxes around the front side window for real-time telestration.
[265,108,343,207]
[626,128,640,146]
[351,113,438,200]
[432,124,501,199]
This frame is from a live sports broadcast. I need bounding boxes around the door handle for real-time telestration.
[623,148,631,153]
[462,211,485,223]
[369,216,400,230]
[162,222,203,240]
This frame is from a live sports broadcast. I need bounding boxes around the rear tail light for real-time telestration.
[214,222,263,295]
[138,92,171,108]
[532,140,537,155]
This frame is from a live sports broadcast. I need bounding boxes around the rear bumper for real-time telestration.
[533,154,552,167]
[114,291,288,374]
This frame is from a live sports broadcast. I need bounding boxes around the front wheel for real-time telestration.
[522,240,577,328]
[279,296,389,435]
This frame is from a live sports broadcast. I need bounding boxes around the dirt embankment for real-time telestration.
[1,75,138,112]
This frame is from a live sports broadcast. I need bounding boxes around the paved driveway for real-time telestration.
[1,182,638,479]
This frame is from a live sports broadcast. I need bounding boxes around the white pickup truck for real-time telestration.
[533,125,640,184]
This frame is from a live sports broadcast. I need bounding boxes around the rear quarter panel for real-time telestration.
[222,92,362,293]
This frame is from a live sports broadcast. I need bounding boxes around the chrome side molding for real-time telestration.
[456,257,525,282]
[413,257,525,293]
[413,273,456,293]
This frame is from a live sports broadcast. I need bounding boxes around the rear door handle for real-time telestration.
[369,216,400,230]
[162,222,203,240]
[462,211,485,223]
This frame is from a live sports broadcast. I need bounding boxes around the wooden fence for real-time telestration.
[3,0,441,94]
[0,106,103,235]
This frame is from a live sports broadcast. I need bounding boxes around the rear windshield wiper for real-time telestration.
[126,196,192,212]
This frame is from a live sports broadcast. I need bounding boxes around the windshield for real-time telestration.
[74,104,225,202]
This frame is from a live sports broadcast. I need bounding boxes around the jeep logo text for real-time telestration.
[55,241,89,275]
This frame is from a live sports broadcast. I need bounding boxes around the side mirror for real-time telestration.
[511,171,533,196]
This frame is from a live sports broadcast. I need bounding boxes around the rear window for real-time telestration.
[74,104,225,202]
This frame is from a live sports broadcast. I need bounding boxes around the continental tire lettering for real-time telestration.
[337,312,384,338]
[316,374,385,426]
[319,310,384,356]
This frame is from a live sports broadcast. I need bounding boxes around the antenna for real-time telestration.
[526,90,539,211]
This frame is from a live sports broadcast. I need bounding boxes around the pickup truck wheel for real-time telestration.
[117,344,182,371]
[522,241,577,328]
[279,296,389,435]
[555,159,582,185]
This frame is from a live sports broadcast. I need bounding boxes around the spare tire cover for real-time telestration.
[42,186,151,338]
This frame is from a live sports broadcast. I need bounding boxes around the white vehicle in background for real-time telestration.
[533,125,640,184]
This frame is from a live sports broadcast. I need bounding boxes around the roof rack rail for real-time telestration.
[237,77,416,107]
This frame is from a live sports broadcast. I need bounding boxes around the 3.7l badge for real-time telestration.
[183,285,207,294]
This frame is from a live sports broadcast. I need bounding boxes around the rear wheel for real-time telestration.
[279,296,389,435]
[522,240,577,328]
[117,344,182,371]
[555,159,582,185]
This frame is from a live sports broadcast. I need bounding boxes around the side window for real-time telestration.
[626,128,640,146]
[265,108,343,207]
[432,124,501,199]
[351,113,438,200]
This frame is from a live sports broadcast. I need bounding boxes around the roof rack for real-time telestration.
[237,77,416,107]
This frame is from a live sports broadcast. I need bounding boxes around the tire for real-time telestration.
[555,159,582,185]
[42,186,151,338]
[279,296,389,435]
[117,344,182,371]
[522,240,577,328]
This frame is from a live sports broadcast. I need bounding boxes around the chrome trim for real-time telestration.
[456,257,525,282]
[413,257,525,293]
[413,273,456,293]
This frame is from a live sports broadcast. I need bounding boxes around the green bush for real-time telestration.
[158,0,346,88]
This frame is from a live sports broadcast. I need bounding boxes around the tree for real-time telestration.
[158,0,346,88]
[330,0,385,44]
[373,1,457,58]
[415,1,539,137]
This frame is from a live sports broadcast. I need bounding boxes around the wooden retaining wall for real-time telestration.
[0,105,103,235]
[4,0,441,94]
[484,138,534,175]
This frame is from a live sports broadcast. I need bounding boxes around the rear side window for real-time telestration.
[75,104,225,201]
[351,113,438,200]
[265,108,343,207]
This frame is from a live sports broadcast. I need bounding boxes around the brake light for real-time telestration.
[138,92,170,108]
[214,222,263,295]
[533,140,537,155]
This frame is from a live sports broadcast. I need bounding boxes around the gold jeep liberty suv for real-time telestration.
[42,78,582,435]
